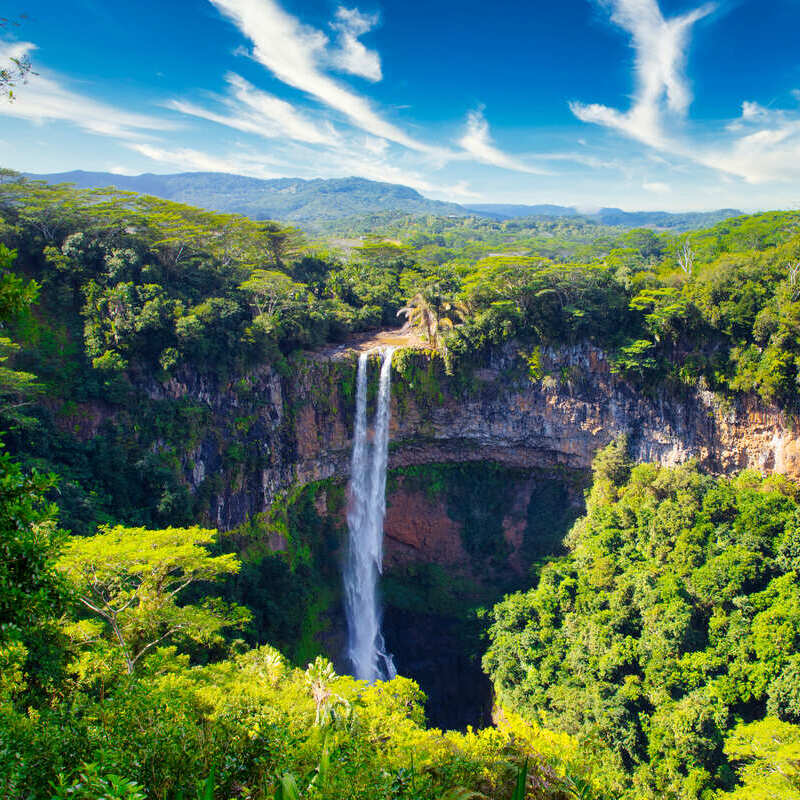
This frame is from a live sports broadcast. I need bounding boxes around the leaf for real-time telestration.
[274,774,301,800]
[196,768,215,800]
[510,758,529,800]
[440,788,488,800]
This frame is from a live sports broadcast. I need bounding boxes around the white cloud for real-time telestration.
[741,100,769,121]
[362,135,389,156]
[167,73,339,146]
[570,0,715,148]
[643,180,671,193]
[208,0,437,153]
[128,143,280,177]
[726,100,771,131]
[699,124,800,183]
[329,7,382,82]
[571,0,800,185]
[459,108,548,174]
[0,40,172,140]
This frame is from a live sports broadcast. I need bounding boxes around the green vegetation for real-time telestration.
[59,525,249,676]
[1,509,585,800]
[485,440,800,799]
[1,47,33,102]
[5,170,800,799]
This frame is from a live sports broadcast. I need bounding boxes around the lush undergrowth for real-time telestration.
[4,173,800,799]
[3,641,578,800]
[485,439,800,799]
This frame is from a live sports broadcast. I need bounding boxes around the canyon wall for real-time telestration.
[146,343,800,531]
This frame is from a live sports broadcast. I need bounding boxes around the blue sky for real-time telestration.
[2,0,800,210]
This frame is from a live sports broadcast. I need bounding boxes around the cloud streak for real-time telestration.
[459,108,547,174]
[167,73,339,146]
[0,40,172,140]
[127,142,281,177]
[208,0,437,153]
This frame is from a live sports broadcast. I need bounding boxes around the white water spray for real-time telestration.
[344,348,397,682]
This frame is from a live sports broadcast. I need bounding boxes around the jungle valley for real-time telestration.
[3,170,800,800]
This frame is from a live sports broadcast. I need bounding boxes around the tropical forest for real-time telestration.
[4,1,800,799]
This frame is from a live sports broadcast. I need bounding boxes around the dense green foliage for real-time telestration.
[1,516,583,800]
[59,525,248,676]
[485,440,800,799]
[6,170,800,799]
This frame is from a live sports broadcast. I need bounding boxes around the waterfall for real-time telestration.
[344,347,397,682]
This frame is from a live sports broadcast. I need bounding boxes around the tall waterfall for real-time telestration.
[344,347,397,682]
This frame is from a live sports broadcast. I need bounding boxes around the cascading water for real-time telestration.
[343,347,397,682]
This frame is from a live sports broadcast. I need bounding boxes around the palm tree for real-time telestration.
[397,286,470,349]
[397,291,435,343]
[304,656,350,726]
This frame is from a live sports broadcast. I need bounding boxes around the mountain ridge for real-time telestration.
[28,170,742,231]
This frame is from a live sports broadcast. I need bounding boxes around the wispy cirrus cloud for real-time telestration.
[328,7,382,82]
[700,112,800,183]
[0,40,172,140]
[571,0,800,185]
[459,107,547,174]
[167,73,339,146]
[570,0,715,149]
[208,0,439,154]
[643,180,671,193]
[127,142,281,177]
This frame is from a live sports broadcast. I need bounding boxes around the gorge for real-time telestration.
[47,339,800,727]
[148,341,800,531]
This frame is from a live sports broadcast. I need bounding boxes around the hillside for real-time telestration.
[28,170,469,227]
[29,171,742,234]
[465,202,742,230]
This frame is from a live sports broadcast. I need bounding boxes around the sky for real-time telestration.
[1,0,800,211]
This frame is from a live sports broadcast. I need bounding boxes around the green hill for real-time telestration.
[29,171,742,234]
[465,202,742,230]
[28,171,470,227]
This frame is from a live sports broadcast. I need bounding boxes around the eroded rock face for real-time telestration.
[144,343,800,530]
[384,488,466,570]
[382,470,585,577]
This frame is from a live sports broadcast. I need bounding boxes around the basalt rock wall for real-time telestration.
[144,343,800,531]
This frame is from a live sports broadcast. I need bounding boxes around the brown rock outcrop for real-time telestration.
[141,343,800,530]
[383,487,467,569]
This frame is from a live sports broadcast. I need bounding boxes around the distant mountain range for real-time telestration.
[28,170,742,232]
[28,171,468,226]
[465,203,742,230]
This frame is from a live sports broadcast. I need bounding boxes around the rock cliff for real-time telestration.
[144,342,799,531]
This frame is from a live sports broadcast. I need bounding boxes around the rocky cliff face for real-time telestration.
[146,343,800,531]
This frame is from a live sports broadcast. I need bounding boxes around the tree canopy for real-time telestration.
[485,441,800,799]
[58,525,248,675]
